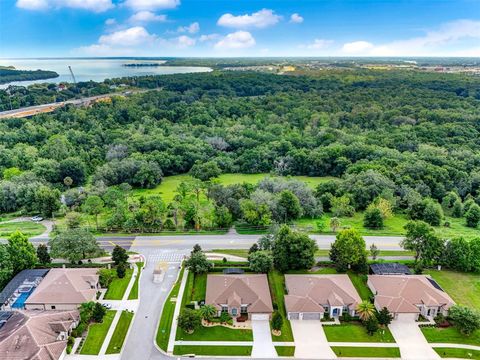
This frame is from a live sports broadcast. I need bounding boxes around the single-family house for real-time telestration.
[25,268,100,311]
[367,275,455,321]
[205,274,273,320]
[284,274,361,320]
[0,310,79,360]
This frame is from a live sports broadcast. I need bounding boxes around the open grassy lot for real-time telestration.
[80,310,116,355]
[156,267,184,351]
[275,346,295,356]
[324,323,395,343]
[268,270,294,342]
[331,346,401,358]
[0,221,46,237]
[173,345,252,356]
[106,310,134,354]
[421,327,480,346]
[127,262,144,300]
[176,324,253,341]
[434,347,480,359]
[424,270,480,310]
[104,268,133,300]
[348,272,373,301]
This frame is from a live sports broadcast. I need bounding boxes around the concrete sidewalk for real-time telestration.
[167,268,189,353]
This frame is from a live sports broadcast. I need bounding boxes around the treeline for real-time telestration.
[0,68,59,84]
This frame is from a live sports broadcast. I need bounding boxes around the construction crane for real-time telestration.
[68,65,77,86]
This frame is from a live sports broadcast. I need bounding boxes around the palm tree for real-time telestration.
[199,304,217,321]
[356,301,376,321]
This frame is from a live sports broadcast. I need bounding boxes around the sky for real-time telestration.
[0,0,479,57]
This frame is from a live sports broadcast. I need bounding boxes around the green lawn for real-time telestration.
[324,323,396,343]
[104,268,133,300]
[106,311,134,354]
[421,327,480,346]
[434,347,480,359]
[286,267,338,274]
[80,311,116,355]
[331,347,401,358]
[275,346,295,356]
[127,262,144,300]
[0,221,46,237]
[173,345,252,356]
[268,270,294,342]
[424,270,480,310]
[348,272,373,301]
[156,267,185,351]
[176,324,253,341]
[182,272,207,307]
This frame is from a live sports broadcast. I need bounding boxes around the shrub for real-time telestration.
[178,308,202,333]
[92,302,106,323]
[449,305,480,335]
[363,206,384,229]
[364,316,379,335]
[465,204,480,228]
[116,263,126,278]
[219,311,232,324]
[376,307,393,326]
[271,312,283,331]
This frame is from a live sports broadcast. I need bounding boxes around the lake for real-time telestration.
[0,58,212,88]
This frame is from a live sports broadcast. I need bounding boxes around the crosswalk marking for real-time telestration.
[147,250,187,263]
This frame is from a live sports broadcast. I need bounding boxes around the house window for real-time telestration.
[51,306,56,310]
[221,306,228,312]
[241,306,248,314]
[232,308,238,316]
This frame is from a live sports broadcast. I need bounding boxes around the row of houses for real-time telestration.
[204,264,455,322]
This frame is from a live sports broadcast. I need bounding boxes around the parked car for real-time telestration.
[102,303,112,309]
[31,215,43,222]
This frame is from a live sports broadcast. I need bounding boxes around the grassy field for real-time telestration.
[275,346,295,356]
[421,327,480,346]
[425,270,480,310]
[348,272,373,301]
[331,347,401,358]
[268,270,294,342]
[0,221,46,237]
[80,311,116,355]
[173,345,252,356]
[434,347,480,359]
[176,324,253,341]
[106,311,134,354]
[156,267,184,351]
[127,262,144,300]
[324,323,395,343]
[104,268,133,300]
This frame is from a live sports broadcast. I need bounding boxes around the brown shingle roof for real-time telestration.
[368,275,455,313]
[26,268,99,305]
[205,274,273,313]
[0,310,79,360]
[284,274,361,313]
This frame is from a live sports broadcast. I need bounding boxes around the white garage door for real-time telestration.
[288,312,300,320]
[251,313,269,321]
[395,313,418,322]
[302,312,322,320]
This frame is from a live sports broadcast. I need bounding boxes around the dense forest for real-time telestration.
[0,68,59,85]
[1,69,480,234]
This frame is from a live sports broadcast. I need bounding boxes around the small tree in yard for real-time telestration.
[356,301,376,321]
[370,243,379,260]
[178,308,202,334]
[249,243,259,254]
[365,316,379,335]
[449,305,480,336]
[329,217,340,232]
[92,302,106,322]
[248,251,273,273]
[112,245,128,265]
[37,244,51,264]
[199,304,217,321]
[83,195,104,229]
[364,206,383,229]
[272,312,283,332]
[185,250,212,274]
[192,244,202,253]
[98,268,114,288]
[116,262,126,278]
[377,307,393,326]
[465,204,480,228]
[329,229,368,273]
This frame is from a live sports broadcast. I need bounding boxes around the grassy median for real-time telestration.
[106,310,134,354]
[80,310,116,355]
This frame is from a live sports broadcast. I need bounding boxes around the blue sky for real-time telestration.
[1,0,479,57]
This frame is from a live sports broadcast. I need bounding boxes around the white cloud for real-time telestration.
[177,22,200,34]
[105,18,116,25]
[129,11,167,23]
[306,39,333,49]
[16,0,114,12]
[176,35,196,48]
[99,26,157,46]
[217,9,280,29]
[199,34,220,42]
[342,41,374,54]
[290,13,303,24]
[214,31,256,49]
[123,0,180,11]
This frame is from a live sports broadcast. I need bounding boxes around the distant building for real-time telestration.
[25,268,100,311]
[0,310,79,360]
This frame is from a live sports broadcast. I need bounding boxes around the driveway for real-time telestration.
[389,318,440,359]
[290,321,336,359]
[251,320,277,358]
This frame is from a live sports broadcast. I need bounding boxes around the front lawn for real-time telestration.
[80,310,116,355]
[176,324,253,341]
[347,272,373,301]
[421,326,480,346]
[0,221,46,237]
[324,323,395,343]
[331,346,401,358]
[106,310,134,354]
[434,347,480,359]
[182,271,206,306]
[173,345,252,356]
[424,270,480,310]
[127,262,144,300]
[276,346,295,356]
[104,268,133,300]
[268,270,294,342]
